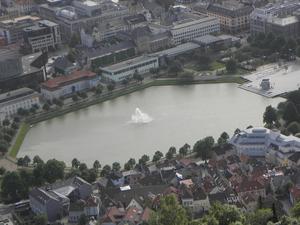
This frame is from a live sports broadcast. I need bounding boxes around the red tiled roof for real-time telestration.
[179,159,193,166]
[290,186,300,201]
[124,207,142,222]
[235,179,265,193]
[141,207,152,221]
[103,206,125,223]
[42,70,96,89]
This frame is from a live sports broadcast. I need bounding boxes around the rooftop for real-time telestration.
[0,88,35,104]
[100,55,158,72]
[42,70,96,89]
[268,15,299,26]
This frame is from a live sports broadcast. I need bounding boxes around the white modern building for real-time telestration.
[100,55,159,82]
[230,127,300,161]
[0,88,40,122]
[23,20,61,52]
[170,14,220,45]
[41,70,99,100]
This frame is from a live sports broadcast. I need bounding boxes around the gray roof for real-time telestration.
[193,35,222,45]
[0,88,35,104]
[207,3,253,18]
[83,41,135,59]
[53,56,74,70]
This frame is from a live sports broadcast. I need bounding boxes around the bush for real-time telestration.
[287,121,300,135]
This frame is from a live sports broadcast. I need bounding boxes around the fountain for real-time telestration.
[131,108,153,124]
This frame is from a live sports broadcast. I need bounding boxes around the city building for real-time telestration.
[230,127,300,159]
[207,2,253,33]
[41,70,99,100]
[83,40,136,69]
[23,20,61,52]
[119,26,171,53]
[0,15,40,45]
[39,0,130,42]
[265,15,299,38]
[0,88,40,122]
[167,12,220,45]
[0,49,45,91]
[99,55,159,82]
[250,1,300,36]
[30,176,92,222]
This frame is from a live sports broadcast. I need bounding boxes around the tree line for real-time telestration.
[263,88,300,136]
[147,194,300,225]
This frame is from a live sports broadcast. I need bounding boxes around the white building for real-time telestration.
[170,14,220,45]
[0,88,40,122]
[100,55,159,82]
[41,70,99,100]
[23,20,61,52]
[230,127,300,162]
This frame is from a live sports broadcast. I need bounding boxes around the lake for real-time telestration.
[19,83,282,166]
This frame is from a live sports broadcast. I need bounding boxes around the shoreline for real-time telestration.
[8,76,247,160]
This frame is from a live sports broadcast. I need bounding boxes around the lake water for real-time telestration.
[19,83,282,166]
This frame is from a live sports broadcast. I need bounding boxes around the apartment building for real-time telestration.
[0,15,40,45]
[23,20,61,52]
[207,2,253,33]
[39,0,130,42]
[0,88,40,122]
[250,1,300,35]
[230,127,300,160]
[30,176,92,222]
[41,70,99,100]
[169,13,220,45]
[100,55,159,82]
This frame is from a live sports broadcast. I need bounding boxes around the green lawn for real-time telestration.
[210,61,225,70]
[8,123,30,158]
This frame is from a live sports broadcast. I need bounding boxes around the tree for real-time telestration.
[79,163,88,172]
[152,151,164,162]
[78,213,87,225]
[139,154,150,166]
[148,195,188,225]
[179,145,188,157]
[247,208,272,225]
[32,163,45,186]
[204,203,245,225]
[0,167,6,175]
[112,162,121,172]
[42,103,50,111]
[166,146,176,160]
[133,72,144,83]
[292,201,300,217]
[72,95,79,102]
[168,61,183,77]
[272,203,278,223]
[124,158,136,170]
[34,214,47,225]
[1,171,26,202]
[23,155,31,166]
[101,165,111,177]
[263,105,277,126]
[287,121,300,135]
[72,158,80,169]
[107,82,116,92]
[44,159,65,183]
[93,160,101,171]
[69,34,80,48]
[2,119,10,127]
[282,101,299,124]
[33,155,44,165]
[220,132,229,140]
[226,59,237,73]
[234,128,241,135]
[193,136,214,161]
